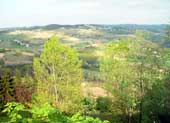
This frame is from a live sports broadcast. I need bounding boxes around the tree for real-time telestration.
[142,38,170,123]
[33,36,83,114]
[133,47,161,123]
[100,35,165,123]
[100,41,136,123]
[132,31,163,123]
[143,72,170,123]
[0,69,15,103]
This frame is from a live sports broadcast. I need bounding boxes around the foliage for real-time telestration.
[99,35,170,122]
[100,40,136,121]
[131,34,165,123]
[30,102,67,122]
[14,69,22,85]
[69,113,109,123]
[1,102,109,123]
[0,69,15,103]
[82,97,96,114]
[96,97,112,113]
[33,36,83,114]
[2,102,25,122]
[83,69,102,82]
[15,84,33,104]
[13,69,34,104]
[142,71,170,123]
[1,28,170,123]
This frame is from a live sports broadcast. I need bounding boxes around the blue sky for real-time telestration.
[0,0,170,28]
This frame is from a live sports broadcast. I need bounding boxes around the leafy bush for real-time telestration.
[82,97,96,114]
[2,102,109,123]
[31,103,68,122]
[0,71,15,103]
[2,102,25,122]
[31,103,54,122]
[96,97,112,113]
[48,108,68,123]
[83,69,102,81]
[69,113,109,123]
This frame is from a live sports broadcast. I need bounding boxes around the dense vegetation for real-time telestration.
[0,25,170,123]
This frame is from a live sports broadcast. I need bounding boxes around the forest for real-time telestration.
[0,23,170,123]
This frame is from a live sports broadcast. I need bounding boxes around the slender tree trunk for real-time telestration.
[139,63,143,123]
[139,79,144,123]
[52,64,58,103]
[54,84,58,103]
[139,101,143,123]
[129,111,132,123]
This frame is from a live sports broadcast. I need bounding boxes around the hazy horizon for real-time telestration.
[1,23,169,29]
[1,0,170,28]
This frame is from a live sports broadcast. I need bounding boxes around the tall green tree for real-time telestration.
[0,69,15,103]
[132,31,163,123]
[100,41,136,123]
[100,34,165,123]
[142,39,170,122]
[133,47,161,123]
[33,36,83,114]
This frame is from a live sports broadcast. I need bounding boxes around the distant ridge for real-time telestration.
[0,24,168,31]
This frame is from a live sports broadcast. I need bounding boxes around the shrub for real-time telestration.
[2,102,110,123]
[82,97,96,114]
[69,113,109,123]
[2,102,25,122]
[15,84,33,104]
[96,97,112,113]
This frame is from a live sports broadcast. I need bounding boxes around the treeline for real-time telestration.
[0,31,170,123]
